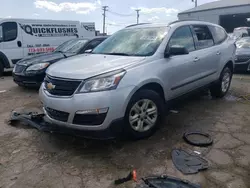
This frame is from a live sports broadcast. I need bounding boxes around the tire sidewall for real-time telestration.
[124,89,164,139]
[219,67,232,95]
[0,62,4,77]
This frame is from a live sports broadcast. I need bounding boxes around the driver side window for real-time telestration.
[168,26,195,52]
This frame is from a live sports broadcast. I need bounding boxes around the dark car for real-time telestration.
[235,37,250,72]
[13,36,107,87]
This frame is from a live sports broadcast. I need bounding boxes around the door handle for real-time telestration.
[216,51,221,55]
[17,41,22,47]
[193,57,200,62]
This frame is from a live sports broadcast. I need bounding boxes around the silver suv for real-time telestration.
[39,21,236,139]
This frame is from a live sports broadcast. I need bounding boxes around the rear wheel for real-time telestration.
[210,66,232,98]
[0,62,4,77]
[124,89,164,139]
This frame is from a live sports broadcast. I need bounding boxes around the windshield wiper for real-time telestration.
[56,51,68,58]
[103,52,130,56]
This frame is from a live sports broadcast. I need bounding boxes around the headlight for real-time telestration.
[77,69,126,93]
[26,62,50,71]
[235,55,238,61]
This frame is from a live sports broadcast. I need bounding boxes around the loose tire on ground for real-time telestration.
[124,89,165,139]
[210,66,232,98]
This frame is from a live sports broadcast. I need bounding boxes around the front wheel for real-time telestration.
[124,89,165,139]
[210,66,232,98]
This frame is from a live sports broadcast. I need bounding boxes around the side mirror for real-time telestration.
[84,49,93,53]
[165,46,189,58]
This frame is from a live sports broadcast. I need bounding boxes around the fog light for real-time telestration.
[76,107,109,115]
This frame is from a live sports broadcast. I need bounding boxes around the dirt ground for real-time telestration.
[0,73,250,188]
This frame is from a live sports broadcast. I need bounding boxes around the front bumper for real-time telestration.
[39,82,134,133]
[13,72,45,87]
[234,61,250,72]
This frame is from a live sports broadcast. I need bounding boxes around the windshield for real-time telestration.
[92,27,169,56]
[55,39,88,53]
[236,37,250,48]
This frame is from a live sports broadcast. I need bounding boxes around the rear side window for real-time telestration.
[2,22,17,42]
[192,25,214,49]
[209,26,227,44]
[168,26,195,52]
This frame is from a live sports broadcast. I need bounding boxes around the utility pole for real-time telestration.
[192,0,198,7]
[102,6,108,34]
[135,9,141,24]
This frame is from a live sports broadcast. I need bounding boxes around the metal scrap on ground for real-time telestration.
[171,149,208,174]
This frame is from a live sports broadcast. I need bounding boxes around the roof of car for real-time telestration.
[179,0,250,14]
[125,20,220,29]
[74,36,108,41]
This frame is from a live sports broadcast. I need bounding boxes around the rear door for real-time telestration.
[0,22,24,67]
[190,25,217,84]
[208,25,229,75]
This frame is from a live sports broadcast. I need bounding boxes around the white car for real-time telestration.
[0,18,96,76]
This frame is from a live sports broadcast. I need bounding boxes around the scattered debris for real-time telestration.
[12,149,21,154]
[194,151,201,155]
[0,90,6,93]
[171,149,208,174]
[10,177,18,181]
[183,131,213,147]
[170,110,179,114]
[114,170,137,185]
[138,175,201,188]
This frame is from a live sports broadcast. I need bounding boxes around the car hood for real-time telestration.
[17,52,76,66]
[236,48,250,55]
[47,54,146,79]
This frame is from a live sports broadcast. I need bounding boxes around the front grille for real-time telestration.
[236,55,250,63]
[44,76,82,96]
[14,65,26,73]
[45,107,69,122]
[73,113,107,125]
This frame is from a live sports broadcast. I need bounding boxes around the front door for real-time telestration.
[0,22,24,67]
[163,25,202,99]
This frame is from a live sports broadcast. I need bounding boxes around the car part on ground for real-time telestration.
[8,109,122,140]
[114,170,137,185]
[171,149,208,174]
[136,175,200,188]
[183,131,213,147]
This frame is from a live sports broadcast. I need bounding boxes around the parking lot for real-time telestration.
[0,73,250,188]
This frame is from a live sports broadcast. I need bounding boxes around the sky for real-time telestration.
[1,0,216,34]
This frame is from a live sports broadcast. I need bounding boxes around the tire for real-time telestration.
[124,89,165,139]
[0,62,4,77]
[210,66,232,98]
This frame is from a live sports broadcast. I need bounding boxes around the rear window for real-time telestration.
[209,26,227,44]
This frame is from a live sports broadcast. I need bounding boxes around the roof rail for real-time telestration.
[126,23,150,28]
[169,19,200,25]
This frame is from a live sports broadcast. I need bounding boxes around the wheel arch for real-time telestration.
[224,60,234,73]
[122,80,166,116]
[0,51,11,68]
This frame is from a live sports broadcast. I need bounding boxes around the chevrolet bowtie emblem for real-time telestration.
[47,82,55,90]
